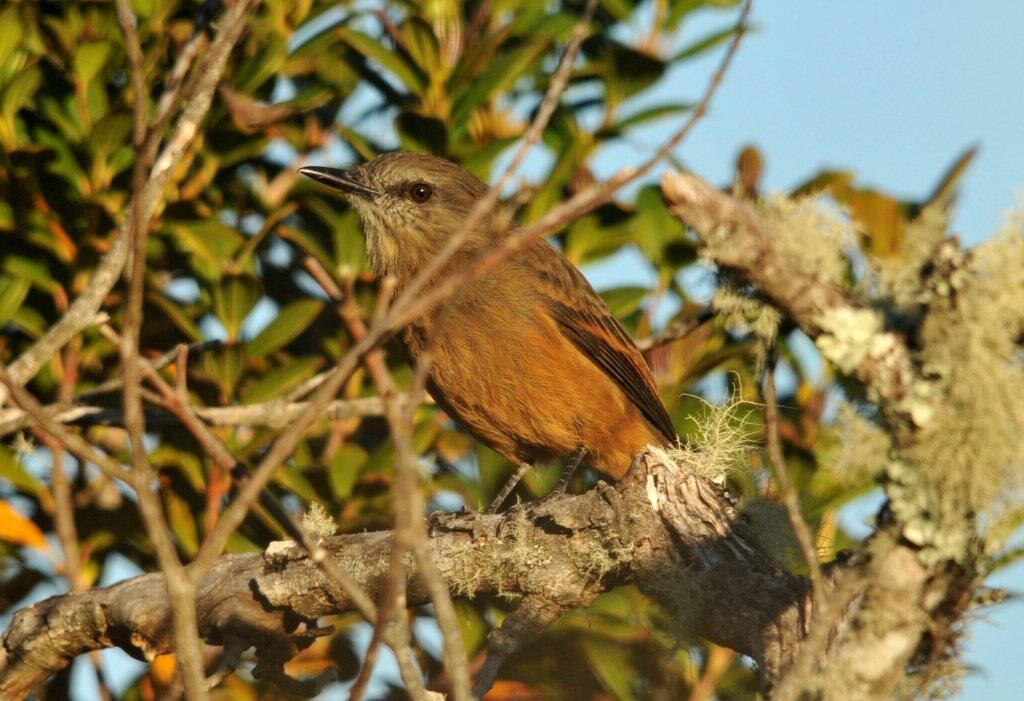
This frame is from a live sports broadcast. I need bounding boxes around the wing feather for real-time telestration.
[525,244,676,443]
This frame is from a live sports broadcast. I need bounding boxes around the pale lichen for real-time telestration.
[300,502,337,543]
[818,402,892,486]
[665,391,758,483]
[884,210,1024,563]
[813,306,882,374]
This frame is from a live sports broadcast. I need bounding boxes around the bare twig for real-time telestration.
[333,273,433,699]
[0,363,128,483]
[0,395,384,437]
[762,352,824,610]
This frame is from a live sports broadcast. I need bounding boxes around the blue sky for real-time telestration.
[648,3,1023,699]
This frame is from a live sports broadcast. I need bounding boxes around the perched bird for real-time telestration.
[300,152,675,508]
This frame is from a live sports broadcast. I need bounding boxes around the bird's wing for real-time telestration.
[526,244,677,443]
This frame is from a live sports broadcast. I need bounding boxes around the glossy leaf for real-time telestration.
[245,299,324,357]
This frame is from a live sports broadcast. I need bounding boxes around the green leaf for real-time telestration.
[921,144,978,212]
[330,208,368,273]
[579,637,639,701]
[273,463,317,503]
[329,443,369,500]
[603,43,666,106]
[244,357,322,404]
[89,112,132,157]
[2,256,56,294]
[164,491,199,556]
[631,184,685,262]
[0,446,43,496]
[612,102,692,132]
[200,345,247,399]
[402,18,441,75]
[0,7,24,69]
[451,43,546,126]
[673,23,739,62]
[277,223,334,273]
[0,66,42,138]
[72,41,112,88]
[336,27,425,95]
[211,275,260,341]
[599,0,634,21]
[245,299,324,357]
[165,220,246,281]
[147,292,203,342]
[0,276,30,325]
[10,306,45,338]
[396,110,447,154]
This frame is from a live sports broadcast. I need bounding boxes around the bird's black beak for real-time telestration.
[298,166,380,199]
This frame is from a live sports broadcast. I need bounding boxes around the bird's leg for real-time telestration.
[550,447,588,497]
[488,462,532,513]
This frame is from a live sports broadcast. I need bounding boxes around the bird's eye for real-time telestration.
[408,182,433,203]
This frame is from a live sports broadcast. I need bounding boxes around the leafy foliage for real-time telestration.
[0,0,995,698]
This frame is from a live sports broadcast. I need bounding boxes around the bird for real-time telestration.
[299,152,676,509]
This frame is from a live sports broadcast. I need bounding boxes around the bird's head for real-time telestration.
[299,152,489,280]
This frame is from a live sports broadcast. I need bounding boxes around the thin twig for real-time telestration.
[330,270,432,699]
[0,363,128,483]
[0,394,384,437]
[763,351,824,611]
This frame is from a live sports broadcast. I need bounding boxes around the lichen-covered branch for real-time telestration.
[0,448,811,699]
[661,169,1011,700]
[661,172,924,429]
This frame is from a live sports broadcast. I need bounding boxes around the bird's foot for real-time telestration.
[487,462,532,514]
[547,447,588,499]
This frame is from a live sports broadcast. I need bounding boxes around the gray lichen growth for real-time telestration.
[759,194,854,286]
[885,212,1024,563]
[702,194,853,287]
[817,403,893,486]
[301,502,337,542]
[666,392,758,483]
[710,195,854,365]
[712,284,782,349]
[444,506,561,599]
[873,206,949,308]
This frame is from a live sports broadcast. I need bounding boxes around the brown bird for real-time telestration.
[299,152,675,508]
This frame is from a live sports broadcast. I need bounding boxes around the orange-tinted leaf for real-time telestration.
[0,501,47,549]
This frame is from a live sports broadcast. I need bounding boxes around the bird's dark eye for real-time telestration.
[408,182,433,203]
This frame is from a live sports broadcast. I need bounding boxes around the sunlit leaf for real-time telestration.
[0,501,47,550]
[329,443,369,500]
[336,26,426,95]
[0,276,30,325]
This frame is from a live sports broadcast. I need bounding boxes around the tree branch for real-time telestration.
[661,172,921,428]
[0,448,812,699]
